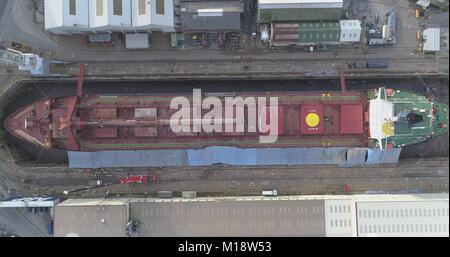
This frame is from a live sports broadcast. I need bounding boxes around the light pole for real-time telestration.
[415,72,426,87]
[435,53,439,73]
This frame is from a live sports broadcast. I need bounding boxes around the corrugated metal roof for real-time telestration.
[54,193,448,237]
[299,21,341,42]
[258,0,343,4]
[54,204,128,237]
[125,33,149,49]
[259,0,342,4]
[272,21,341,45]
[423,28,440,52]
[180,0,241,31]
[130,199,326,236]
[258,7,342,23]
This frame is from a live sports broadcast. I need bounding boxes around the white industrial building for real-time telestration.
[129,0,175,32]
[45,0,175,34]
[422,28,441,53]
[88,0,133,31]
[45,0,90,34]
[328,193,449,237]
[356,197,449,237]
[339,19,361,43]
[53,193,448,237]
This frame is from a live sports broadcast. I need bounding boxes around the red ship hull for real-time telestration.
[5,91,370,152]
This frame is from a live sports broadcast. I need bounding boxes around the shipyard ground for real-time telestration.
[1,76,448,162]
[0,0,449,236]
[1,0,449,78]
[0,76,448,201]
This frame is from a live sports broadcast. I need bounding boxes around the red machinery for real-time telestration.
[343,184,351,193]
[120,175,148,184]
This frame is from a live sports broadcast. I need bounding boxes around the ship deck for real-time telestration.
[71,91,370,151]
[387,90,436,147]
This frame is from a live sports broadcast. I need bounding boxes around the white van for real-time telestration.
[262,190,278,196]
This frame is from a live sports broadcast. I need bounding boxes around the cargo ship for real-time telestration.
[4,87,448,152]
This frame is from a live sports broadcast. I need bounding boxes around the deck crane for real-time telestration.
[58,63,85,150]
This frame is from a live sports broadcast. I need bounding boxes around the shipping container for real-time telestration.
[366,60,388,68]
[88,180,103,186]
[158,191,173,198]
[182,191,197,198]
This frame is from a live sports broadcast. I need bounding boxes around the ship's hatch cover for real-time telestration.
[301,105,324,134]
[340,104,363,134]
[94,108,117,119]
[135,108,157,118]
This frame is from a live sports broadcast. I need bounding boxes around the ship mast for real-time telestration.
[340,65,347,92]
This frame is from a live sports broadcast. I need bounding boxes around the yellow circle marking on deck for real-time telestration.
[306,113,320,127]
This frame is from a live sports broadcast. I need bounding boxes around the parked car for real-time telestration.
[262,189,278,196]
[10,42,32,52]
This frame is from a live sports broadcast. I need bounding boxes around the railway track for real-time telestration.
[44,56,448,78]
[24,160,448,198]
[62,182,449,198]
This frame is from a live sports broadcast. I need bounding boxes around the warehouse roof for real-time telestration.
[272,21,341,45]
[57,198,130,206]
[258,0,343,9]
[423,28,440,52]
[54,199,129,237]
[259,0,343,5]
[45,0,175,34]
[54,194,448,237]
[299,21,340,42]
[129,199,326,236]
[180,0,241,31]
[258,7,342,23]
[44,0,89,30]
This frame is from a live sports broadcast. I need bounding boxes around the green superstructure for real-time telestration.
[298,21,341,43]
[368,88,449,149]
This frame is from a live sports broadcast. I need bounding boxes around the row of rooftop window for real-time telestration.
[359,223,449,234]
[330,219,352,228]
[329,205,351,214]
[138,205,325,216]
[145,219,327,231]
[358,208,449,219]
[68,0,165,16]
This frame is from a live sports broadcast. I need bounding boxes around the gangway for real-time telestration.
[0,49,46,75]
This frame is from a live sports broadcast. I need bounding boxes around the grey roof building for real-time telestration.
[180,0,241,31]
[53,194,449,237]
[54,199,129,237]
[129,199,326,236]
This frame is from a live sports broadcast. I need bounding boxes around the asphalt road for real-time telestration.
[23,158,450,198]
[0,0,447,73]
[429,5,450,27]
[0,208,50,237]
[0,1,7,18]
